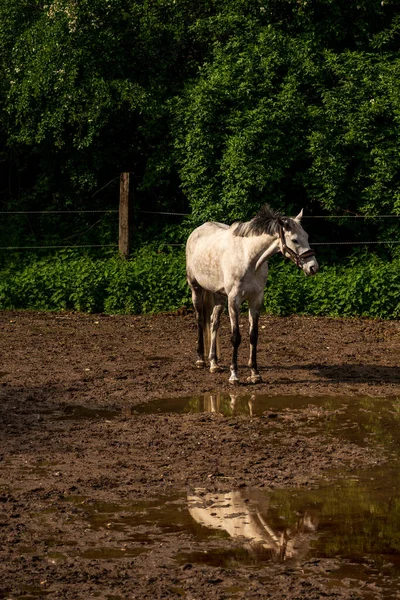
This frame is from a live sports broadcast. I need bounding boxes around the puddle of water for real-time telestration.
[54,465,400,576]
[175,479,400,600]
[133,393,400,454]
[37,392,400,458]
[183,479,400,568]
[77,547,147,559]
[12,462,400,594]
[14,585,51,598]
[132,392,393,419]
[17,539,78,557]
[0,459,57,483]
[46,551,69,563]
[52,405,119,421]
[9,392,400,592]
[63,495,219,541]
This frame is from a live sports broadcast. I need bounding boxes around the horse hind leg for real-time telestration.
[209,294,225,373]
[189,283,207,368]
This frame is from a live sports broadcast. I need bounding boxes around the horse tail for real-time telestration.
[202,290,215,359]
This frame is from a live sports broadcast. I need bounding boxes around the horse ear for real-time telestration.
[295,209,303,222]
[278,217,292,230]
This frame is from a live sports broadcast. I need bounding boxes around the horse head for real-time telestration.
[278,210,319,276]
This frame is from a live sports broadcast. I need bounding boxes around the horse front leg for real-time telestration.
[247,293,263,383]
[228,295,241,384]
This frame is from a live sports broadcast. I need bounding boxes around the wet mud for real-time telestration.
[1,311,400,599]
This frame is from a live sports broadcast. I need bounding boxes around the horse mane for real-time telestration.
[232,204,294,237]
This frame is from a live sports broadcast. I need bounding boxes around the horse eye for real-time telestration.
[292,238,298,244]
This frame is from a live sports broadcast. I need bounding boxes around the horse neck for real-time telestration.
[244,232,277,259]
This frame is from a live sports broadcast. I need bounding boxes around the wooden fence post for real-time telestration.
[119,172,132,258]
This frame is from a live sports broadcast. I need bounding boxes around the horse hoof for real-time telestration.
[210,365,223,373]
[229,376,240,385]
[247,375,263,384]
[196,360,206,369]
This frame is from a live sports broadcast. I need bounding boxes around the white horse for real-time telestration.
[186,204,319,384]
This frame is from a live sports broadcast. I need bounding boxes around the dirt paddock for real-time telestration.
[1,310,400,599]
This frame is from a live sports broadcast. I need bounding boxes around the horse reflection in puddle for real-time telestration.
[201,393,257,416]
[188,490,318,562]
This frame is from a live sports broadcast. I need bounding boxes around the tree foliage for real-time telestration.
[173,1,400,229]
[0,0,399,251]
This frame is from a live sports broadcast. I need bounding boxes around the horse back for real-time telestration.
[186,222,230,254]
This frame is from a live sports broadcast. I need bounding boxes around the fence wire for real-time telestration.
[0,210,118,214]
[0,210,400,217]
[312,241,400,245]
[0,244,117,250]
[1,209,400,250]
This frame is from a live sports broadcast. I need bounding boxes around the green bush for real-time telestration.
[0,247,190,314]
[265,254,400,319]
[0,250,399,319]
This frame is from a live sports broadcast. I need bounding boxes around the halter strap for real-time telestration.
[278,226,316,268]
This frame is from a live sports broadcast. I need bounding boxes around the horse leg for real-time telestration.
[209,293,225,373]
[189,283,206,368]
[248,394,256,417]
[229,394,238,414]
[228,294,241,384]
[247,293,263,383]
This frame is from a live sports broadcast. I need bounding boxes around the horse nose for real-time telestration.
[306,262,318,276]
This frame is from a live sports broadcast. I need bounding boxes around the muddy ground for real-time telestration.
[1,310,400,599]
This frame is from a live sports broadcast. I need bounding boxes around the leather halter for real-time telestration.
[278,225,316,268]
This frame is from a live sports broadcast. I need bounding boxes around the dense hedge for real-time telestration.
[265,255,400,319]
[1,251,399,319]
